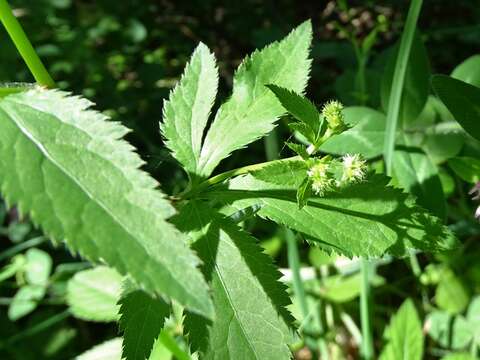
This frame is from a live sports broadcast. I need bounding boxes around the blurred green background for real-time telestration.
[1,1,480,359]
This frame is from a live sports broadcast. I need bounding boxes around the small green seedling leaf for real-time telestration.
[67,266,123,322]
[379,299,423,360]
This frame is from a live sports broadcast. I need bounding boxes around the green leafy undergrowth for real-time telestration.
[0,18,460,360]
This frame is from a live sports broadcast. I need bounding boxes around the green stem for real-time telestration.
[1,310,70,347]
[383,0,423,174]
[182,156,298,198]
[285,229,328,359]
[360,259,374,360]
[0,0,55,87]
[0,236,47,262]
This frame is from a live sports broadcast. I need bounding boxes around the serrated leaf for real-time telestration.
[119,287,170,360]
[76,338,122,360]
[320,106,386,159]
[379,299,423,360]
[448,157,480,183]
[197,21,312,176]
[208,159,457,258]
[67,266,122,322]
[266,84,321,143]
[285,142,309,160]
[381,33,430,124]
[0,88,213,318]
[432,75,480,142]
[161,43,218,176]
[174,201,294,360]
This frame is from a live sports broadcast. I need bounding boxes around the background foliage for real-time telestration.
[1,1,480,359]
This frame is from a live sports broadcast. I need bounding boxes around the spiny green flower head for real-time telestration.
[341,153,367,183]
[307,153,367,196]
[307,160,333,196]
[321,99,346,133]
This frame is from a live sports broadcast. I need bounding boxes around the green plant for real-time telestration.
[1,1,476,359]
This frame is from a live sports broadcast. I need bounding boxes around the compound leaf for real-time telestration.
[174,201,294,360]
[0,88,213,318]
[161,43,218,176]
[198,21,312,176]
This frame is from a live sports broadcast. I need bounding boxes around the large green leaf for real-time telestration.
[320,106,386,159]
[381,33,430,125]
[161,43,218,176]
[393,134,446,220]
[174,201,294,360]
[0,88,213,318]
[379,299,423,360]
[432,75,480,142]
[119,286,170,360]
[451,54,480,88]
[66,266,123,322]
[207,159,456,257]
[197,21,312,176]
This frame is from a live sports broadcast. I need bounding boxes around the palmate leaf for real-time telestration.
[206,159,456,258]
[197,21,312,177]
[0,88,213,318]
[379,299,424,360]
[119,284,170,360]
[161,43,218,176]
[173,201,294,360]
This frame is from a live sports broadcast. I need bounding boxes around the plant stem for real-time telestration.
[1,310,70,347]
[285,229,329,359]
[0,0,55,87]
[360,259,374,360]
[383,0,423,174]
[182,156,298,198]
[0,236,47,262]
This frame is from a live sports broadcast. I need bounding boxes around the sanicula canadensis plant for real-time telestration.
[0,4,460,359]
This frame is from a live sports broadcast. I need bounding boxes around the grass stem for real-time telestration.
[0,0,55,87]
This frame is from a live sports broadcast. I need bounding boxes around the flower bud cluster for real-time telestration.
[307,153,367,196]
[322,100,347,134]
